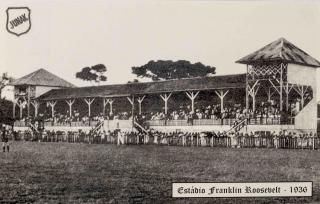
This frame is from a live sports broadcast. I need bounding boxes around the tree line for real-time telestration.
[76,60,216,84]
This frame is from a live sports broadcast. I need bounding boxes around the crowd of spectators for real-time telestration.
[147,104,246,121]
[148,101,285,122]
[249,101,281,120]
[15,99,294,127]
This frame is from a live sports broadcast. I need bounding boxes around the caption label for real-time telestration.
[172,182,312,198]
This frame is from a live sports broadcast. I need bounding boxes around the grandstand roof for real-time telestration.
[236,38,320,67]
[39,74,246,101]
[10,68,75,88]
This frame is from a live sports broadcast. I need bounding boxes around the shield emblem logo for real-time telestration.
[6,7,31,36]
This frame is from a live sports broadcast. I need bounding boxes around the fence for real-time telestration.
[11,130,320,150]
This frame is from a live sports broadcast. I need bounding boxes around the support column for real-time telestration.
[293,85,308,108]
[108,99,114,115]
[48,101,57,118]
[127,96,135,118]
[185,91,200,113]
[27,86,31,118]
[66,99,75,117]
[127,95,135,128]
[267,88,275,102]
[31,100,40,117]
[12,99,17,118]
[16,99,25,119]
[252,91,256,113]
[127,96,134,108]
[102,98,108,116]
[160,93,172,115]
[248,80,260,112]
[215,90,229,113]
[19,103,23,119]
[280,63,283,111]
[284,83,293,111]
[246,65,249,110]
[137,96,145,115]
[84,98,95,117]
[132,95,135,124]
[269,79,281,110]
[301,86,305,107]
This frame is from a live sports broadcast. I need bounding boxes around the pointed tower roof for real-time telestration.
[11,68,75,87]
[236,38,320,67]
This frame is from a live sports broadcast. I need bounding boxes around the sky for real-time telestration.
[1,0,320,89]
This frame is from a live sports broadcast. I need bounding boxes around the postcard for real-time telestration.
[0,0,319,203]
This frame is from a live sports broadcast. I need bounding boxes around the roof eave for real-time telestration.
[9,83,76,88]
[39,86,246,101]
[236,59,320,68]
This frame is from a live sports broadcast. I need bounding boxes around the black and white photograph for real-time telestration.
[1,0,320,203]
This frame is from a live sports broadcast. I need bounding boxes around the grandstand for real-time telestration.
[11,38,320,136]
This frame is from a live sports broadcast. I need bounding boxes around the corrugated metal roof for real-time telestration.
[236,38,320,67]
[11,68,76,87]
[39,74,246,101]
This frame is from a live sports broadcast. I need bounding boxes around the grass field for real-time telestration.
[0,142,320,203]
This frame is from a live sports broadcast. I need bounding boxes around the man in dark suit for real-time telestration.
[1,125,9,152]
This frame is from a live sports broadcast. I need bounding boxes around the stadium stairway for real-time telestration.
[133,120,152,144]
[26,122,39,134]
[26,121,41,141]
[227,118,247,133]
[89,120,104,134]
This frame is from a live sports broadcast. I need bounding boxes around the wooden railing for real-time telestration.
[247,117,294,125]
[146,117,293,127]
[14,117,295,128]
[43,121,99,127]
[147,119,237,126]
[14,121,27,127]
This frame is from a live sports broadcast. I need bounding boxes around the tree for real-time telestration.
[76,64,107,85]
[132,60,216,81]
[0,73,13,123]
[127,79,139,84]
[0,73,12,100]
[0,98,14,125]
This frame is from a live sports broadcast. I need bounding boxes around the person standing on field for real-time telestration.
[1,126,10,152]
